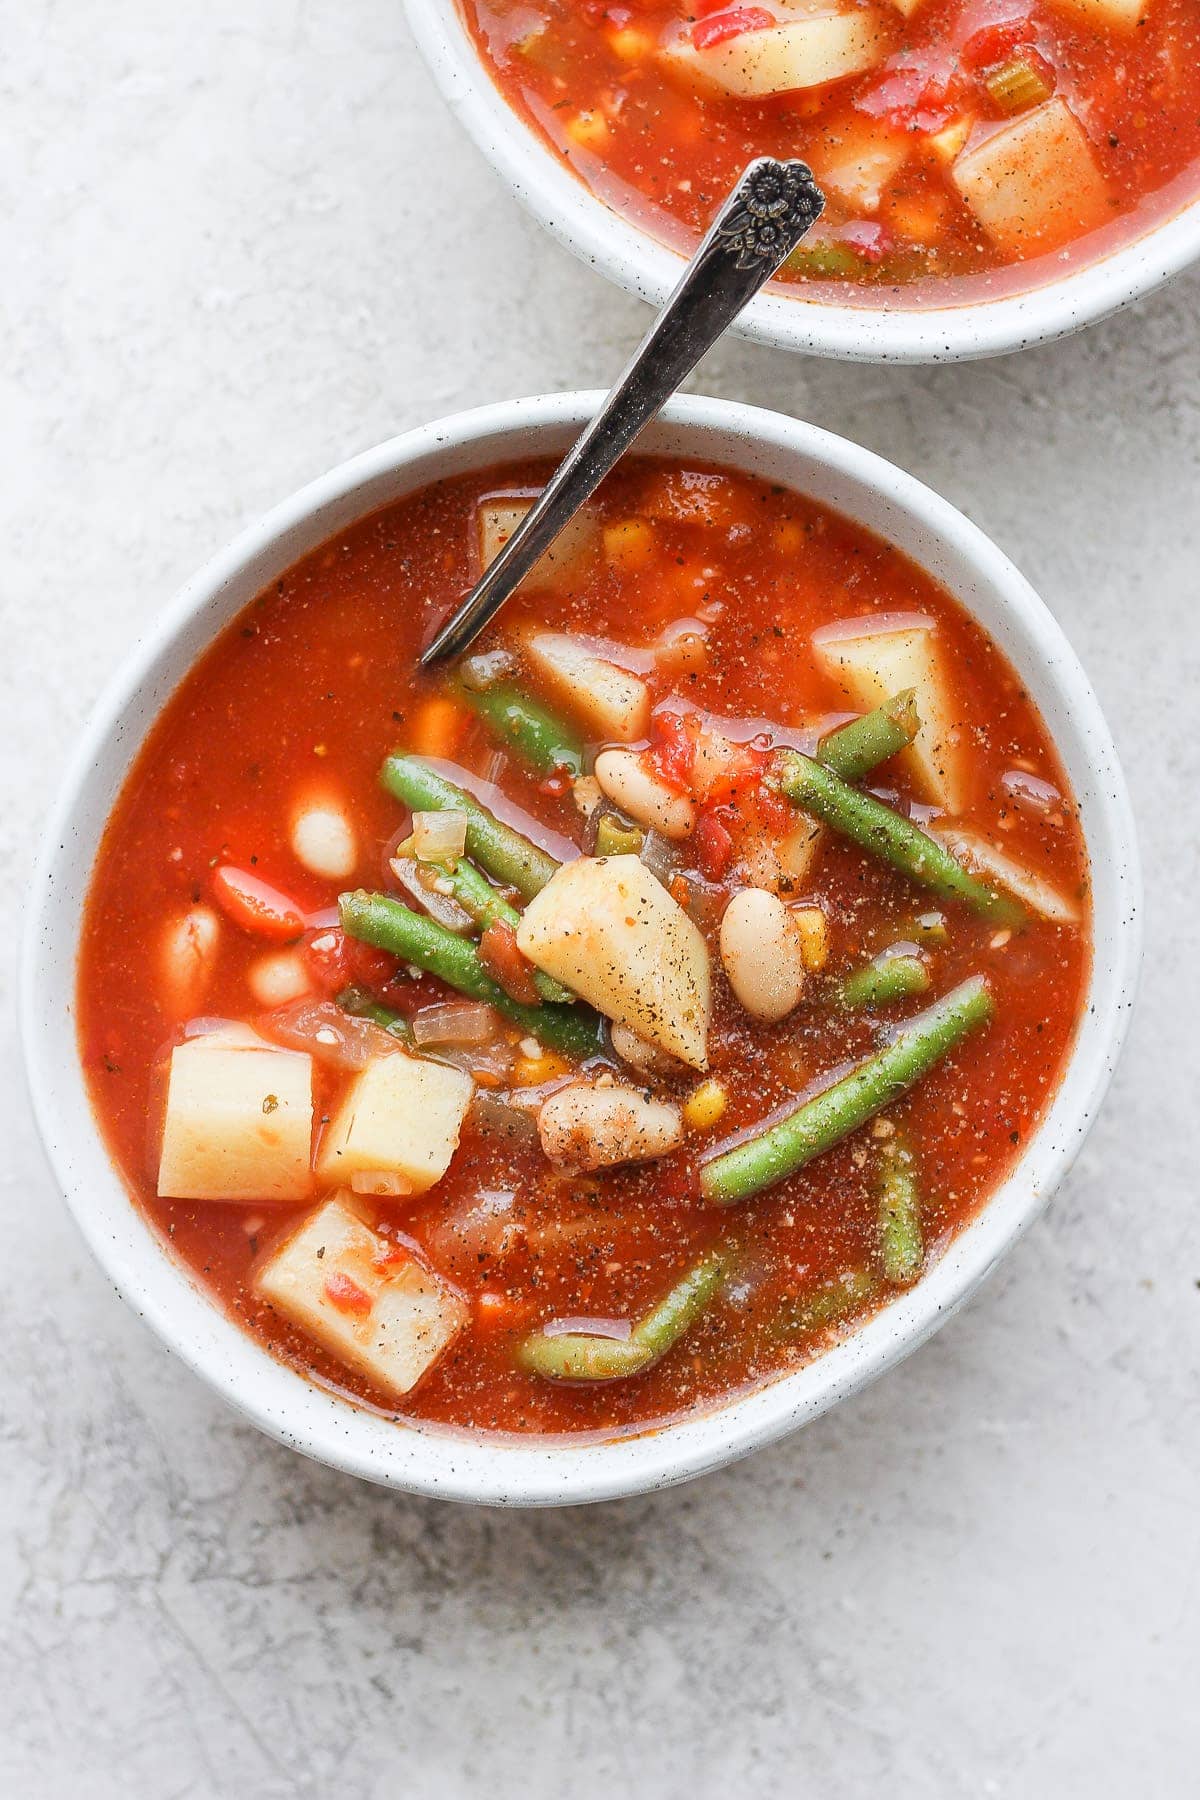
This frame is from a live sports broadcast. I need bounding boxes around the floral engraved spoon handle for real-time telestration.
[420,158,825,667]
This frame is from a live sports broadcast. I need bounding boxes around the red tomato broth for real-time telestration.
[77,456,1089,1437]
[457,0,1200,303]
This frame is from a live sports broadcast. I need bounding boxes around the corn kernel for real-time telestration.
[927,115,974,166]
[791,906,830,974]
[566,110,609,151]
[684,1079,728,1132]
[608,26,654,61]
[603,516,656,571]
[514,1048,571,1087]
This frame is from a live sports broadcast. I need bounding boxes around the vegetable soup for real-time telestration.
[78,457,1090,1437]
[458,0,1200,301]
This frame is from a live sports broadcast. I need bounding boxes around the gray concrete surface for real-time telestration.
[3,3,1197,1794]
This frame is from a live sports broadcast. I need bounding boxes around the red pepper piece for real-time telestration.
[692,6,774,48]
[211,866,305,943]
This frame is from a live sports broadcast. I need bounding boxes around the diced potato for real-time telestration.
[158,1038,314,1202]
[476,496,598,589]
[525,632,650,743]
[807,116,910,212]
[662,12,887,99]
[537,1082,683,1171]
[516,854,711,1070]
[934,826,1082,923]
[1048,0,1146,25]
[814,619,967,813]
[951,99,1109,259]
[316,1052,474,1195]
[256,1195,467,1397]
[927,113,974,166]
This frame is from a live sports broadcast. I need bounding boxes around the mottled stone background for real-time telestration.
[4,3,1197,1794]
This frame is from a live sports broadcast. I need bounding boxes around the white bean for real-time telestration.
[719,888,806,1022]
[537,1082,683,1171]
[159,906,220,1016]
[610,1021,686,1080]
[291,802,357,881]
[594,748,694,841]
[246,950,312,1009]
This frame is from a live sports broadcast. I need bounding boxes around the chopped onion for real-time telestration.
[182,1015,255,1041]
[1002,769,1062,816]
[543,1316,632,1341]
[262,998,399,1070]
[304,905,342,930]
[412,809,467,862]
[460,648,514,692]
[412,1000,498,1047]
[468,1090,539,1143]
[389,855,474,932]
[812,611,934,644]
[350,1170,414,1198]
[639,828,681,885]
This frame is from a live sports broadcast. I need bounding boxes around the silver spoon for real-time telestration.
[419,157,825,667]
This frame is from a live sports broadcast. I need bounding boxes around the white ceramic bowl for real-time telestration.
[22,393,1140,1504]
[406,0,1200,363]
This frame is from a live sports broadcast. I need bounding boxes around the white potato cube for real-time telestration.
[477,496,598,589]
[316,1052,473,1195]
[256,1196,468,1397]
[1048,0,1145,26]
[525,632,650,743]
[935,826,1082,924]
[952,99,1109,258]
[517,854,711,1070]
[662,13,887,100]
[814,619,967,812]
[158,1039,314,1202]
[807,116,910,211]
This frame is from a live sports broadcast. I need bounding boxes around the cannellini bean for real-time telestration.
[719,888,806,1023]
[610,1021,686,1080]
[159,906,221,1015]
[537,1082,684,1172]
[594,748,694,840]
[246,949,312,1009]
[290,802,357,880]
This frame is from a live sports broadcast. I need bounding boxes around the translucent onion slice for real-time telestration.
[543,1316,633,1341]
[412,1001,498,1048]
[411,809,468,862]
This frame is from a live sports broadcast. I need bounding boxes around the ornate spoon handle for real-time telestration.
[420,158,825,667]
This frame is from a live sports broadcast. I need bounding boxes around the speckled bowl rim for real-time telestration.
[22,392,1141,1505]
[404,0,1200,363]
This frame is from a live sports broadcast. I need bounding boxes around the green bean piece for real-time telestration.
[774,1268,877,1339]
[817,689,920,784]
[459,682,584,777]
[595,812,645,858]
[335,985,412,1042]
[381,755,559,899]
[339,891,603,1061]
[517,1251,725,1384]
[878,1140,924,1286]
[775,751,1025,925]
[398,835,573,1005]
[700,975,994,1207]
[835,953,932,1011]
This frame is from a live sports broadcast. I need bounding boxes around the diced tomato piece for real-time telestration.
[478,921,542,1007]
[304,927,399,996]
[324,1272,373,1317]
[694,808,735,880]
[961,17,1035,71]
[691,6,774,49]
[211,866,305,943]
[646,710,696,795]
